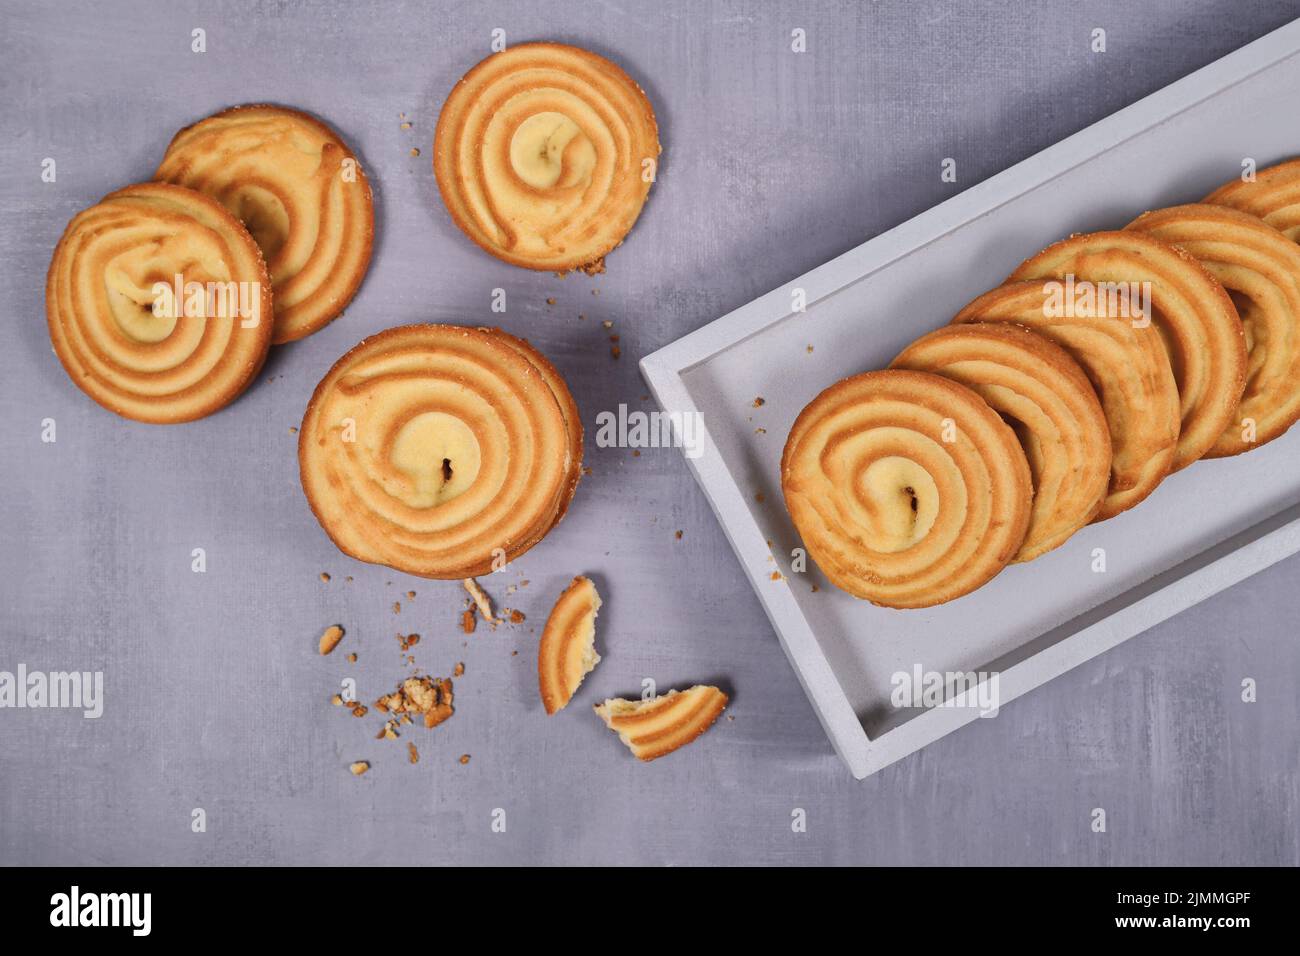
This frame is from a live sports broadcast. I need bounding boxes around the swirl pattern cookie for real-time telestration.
[953,281,1179,520]
[46,182,272,424]
[781,369,1032,608]
[1008,231,1247,472]
[156,105,374,343]
[1127,204,1300,456]
[299,325,583,578]
[1206,158,1300,242]
[433,42,660,273]
[890,323,1111,561]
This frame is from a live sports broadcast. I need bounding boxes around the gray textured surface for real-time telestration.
[1,0,1297,866]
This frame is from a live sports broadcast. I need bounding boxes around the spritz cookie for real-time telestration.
[781,369,1032,608]
[299,324,583,579]
[156,105,374,343]
[434,42,660,273]
[46,182,272,423]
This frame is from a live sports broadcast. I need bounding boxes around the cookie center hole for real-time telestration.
[441,458,453,483]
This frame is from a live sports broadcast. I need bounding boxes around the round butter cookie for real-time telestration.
[1127,203,1300,456]
[1205,157,1300,242]
[953,281,1180,521]
[781,369,1032,608]
[1008,230,1246,472]
[891,323,1111,562]
[299,324,583,579]
[46,182,272,424]
[433,42,660,273]
[156,104,374,343]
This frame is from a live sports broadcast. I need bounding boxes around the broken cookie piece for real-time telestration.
[594,685,728,761]
[537,575,602,715]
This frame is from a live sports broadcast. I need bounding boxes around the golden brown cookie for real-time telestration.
[1008,230,1246,472]
[156,104,374,343]
[1205,157,1300,242]
[781,369,1032,608]
[953,281,1179,520]
[538,575,602,715]
[890,323,1111,561]
[46,182,272,424]
[433,42,660,273]
[1126,203,1300,456]
[298,324,583,578]
[594,686,728,762]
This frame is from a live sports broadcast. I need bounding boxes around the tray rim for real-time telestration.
[639,17,1300,778]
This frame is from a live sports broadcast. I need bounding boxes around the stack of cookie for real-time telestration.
[298,324,584,579]
[46,105,374,423]
[783,162,1300,608]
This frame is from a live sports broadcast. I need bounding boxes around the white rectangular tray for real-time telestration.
[640,18,1300,778]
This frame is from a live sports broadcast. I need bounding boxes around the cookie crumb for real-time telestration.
[546,297,557,306]
[375,675,455,730]
[454,662,465,677]
[461,609,476,633]
[408,742,419,764]
[508,609,525,625]
[349,761,369,776]
[409,147,420,157]
[392,601,401,614]
[318,625,345,656]
[459,754,471,765]
[610,345,621,359]
[347,653,357,663]
[319,572,331,583]
[675,530,683,540]
[752,397,765,408]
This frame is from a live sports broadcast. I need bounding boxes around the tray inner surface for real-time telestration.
[681,54,1300,738]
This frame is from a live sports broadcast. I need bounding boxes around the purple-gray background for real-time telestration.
[1,0,1297,865]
